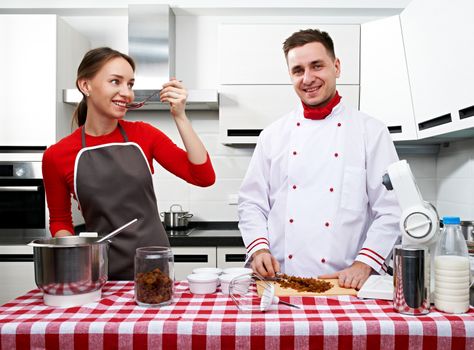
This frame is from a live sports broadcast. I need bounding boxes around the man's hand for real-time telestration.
[318,261,373,290]
[250,249,280,278]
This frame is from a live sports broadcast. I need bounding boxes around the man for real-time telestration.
[238,29,401,290]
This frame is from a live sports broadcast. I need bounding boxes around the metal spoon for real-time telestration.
[96,218,138,243]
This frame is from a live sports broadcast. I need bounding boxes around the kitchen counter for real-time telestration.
[0,222,244,247]
[1,281,473,350]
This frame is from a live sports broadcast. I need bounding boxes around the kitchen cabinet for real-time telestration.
[216,247,247,269]
[400,0,474,139]
[0,15,89,147]
[360,15,417,141]
[0,245,35,305]
[219,84,359,144]
[172,246,217,281]
[219,24,360,85]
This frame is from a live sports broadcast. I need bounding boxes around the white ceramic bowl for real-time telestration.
[187,273,219,294]
[222,267,253,276]
[192,267,223,275]
[220,273,251,294]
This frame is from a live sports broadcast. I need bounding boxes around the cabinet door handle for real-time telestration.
[174,255,208,263]
[225,254,246,262]
[459,104,474,120]
[0,186,39,192]
[418,113,452,131]
[387,125,402,134]
[227,129,263,137]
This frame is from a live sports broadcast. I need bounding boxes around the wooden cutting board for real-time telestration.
[256,279,357,297]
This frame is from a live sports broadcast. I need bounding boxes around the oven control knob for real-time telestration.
[15,167,26,177]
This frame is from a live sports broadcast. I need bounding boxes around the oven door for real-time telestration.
[0,178,47,239]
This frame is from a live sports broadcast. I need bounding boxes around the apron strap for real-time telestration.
[81,123,129,148]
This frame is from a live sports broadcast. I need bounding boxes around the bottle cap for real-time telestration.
[442,216,461,225]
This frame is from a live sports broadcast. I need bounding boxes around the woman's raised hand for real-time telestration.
[160,78,187,118]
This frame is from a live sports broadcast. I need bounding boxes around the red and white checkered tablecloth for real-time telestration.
[0,281,473,350]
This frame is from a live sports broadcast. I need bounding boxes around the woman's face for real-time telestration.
[81,57,135,121]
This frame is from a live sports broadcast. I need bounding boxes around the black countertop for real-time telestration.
[0,222,244,247]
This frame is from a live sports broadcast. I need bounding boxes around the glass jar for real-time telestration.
[434,216,470,313]
[134,246,174,307]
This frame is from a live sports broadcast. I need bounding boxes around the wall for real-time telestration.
[436,139,474,220]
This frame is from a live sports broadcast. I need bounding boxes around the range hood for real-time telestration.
[63,4,218,110]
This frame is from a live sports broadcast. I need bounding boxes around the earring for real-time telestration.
[85,92,90,97]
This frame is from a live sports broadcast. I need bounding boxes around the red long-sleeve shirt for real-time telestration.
[42,120,215,236]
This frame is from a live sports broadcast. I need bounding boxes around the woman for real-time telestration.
[42,47,215,280]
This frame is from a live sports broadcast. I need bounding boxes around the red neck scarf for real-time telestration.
[302,91,341,120]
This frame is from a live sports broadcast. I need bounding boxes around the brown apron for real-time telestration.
[74,124,169,280]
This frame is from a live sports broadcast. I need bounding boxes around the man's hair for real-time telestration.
[283,29,336,60]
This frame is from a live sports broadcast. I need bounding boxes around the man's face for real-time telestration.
[287,42,340,107]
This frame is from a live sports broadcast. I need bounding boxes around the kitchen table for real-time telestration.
[0,281,473,350]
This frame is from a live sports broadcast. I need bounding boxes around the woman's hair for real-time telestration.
[73,47,135,127]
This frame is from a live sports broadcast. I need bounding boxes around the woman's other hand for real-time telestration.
[160,78,187,118]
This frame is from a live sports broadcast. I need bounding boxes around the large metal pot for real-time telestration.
[160,204,193,229]
[28,236,108,305]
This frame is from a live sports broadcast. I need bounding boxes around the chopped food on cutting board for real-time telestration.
[277,273,333,293]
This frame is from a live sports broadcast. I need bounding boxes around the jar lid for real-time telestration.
[443,216,461,225]
[187,273,219,283]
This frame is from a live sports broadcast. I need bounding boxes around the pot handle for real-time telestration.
[170,204,183,213]
[179,213,194,219]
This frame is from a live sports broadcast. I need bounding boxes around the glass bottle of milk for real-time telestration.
[434,216,470,313]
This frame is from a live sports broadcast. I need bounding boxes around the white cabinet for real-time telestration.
[400,0,474,139]
[360,15,417,141]
[217,247,247,269]
[0,246,35,305]
[0,15,89,147]
[172,247,217,281]
[219,24,360,85]
[219,84,359,144]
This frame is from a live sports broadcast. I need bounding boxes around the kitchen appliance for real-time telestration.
[0,157,49,241]
[28,236,108,307]
[63,4,218,110]
[161,204,193,230]
[357,160,440,308]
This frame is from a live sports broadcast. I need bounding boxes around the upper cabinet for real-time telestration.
[0,15,89,148]
[219,24,360,85]
[360,15,417,141]
[400,0,474,139]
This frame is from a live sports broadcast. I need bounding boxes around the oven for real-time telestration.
[0,159,48,240]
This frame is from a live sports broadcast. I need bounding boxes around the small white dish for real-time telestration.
[220,273,251,294]
[222,267,253,276]
[187,273,219,294]
[192,267,223,275]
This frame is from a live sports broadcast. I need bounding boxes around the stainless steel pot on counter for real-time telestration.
[28,236,108,307]
[160,204,193,230]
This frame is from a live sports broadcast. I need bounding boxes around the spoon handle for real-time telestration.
[96,218,138,243]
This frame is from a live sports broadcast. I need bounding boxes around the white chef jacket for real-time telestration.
[238,100,401,277]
